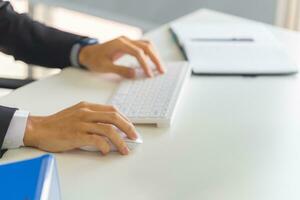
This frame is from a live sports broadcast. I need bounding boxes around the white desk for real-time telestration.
[1,9,300,200]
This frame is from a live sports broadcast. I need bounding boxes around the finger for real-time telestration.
[76,101,115,111]
[133,40,165,73]
[83,111,138,140]
[76,101,131,122]
[79,134,111,155]
[85,123,130,155]
[109,64,136,78]
[116,38,153,77]
[112,51,125,61]
[109,106,131,123]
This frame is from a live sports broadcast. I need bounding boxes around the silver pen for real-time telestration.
[190,38,254,42]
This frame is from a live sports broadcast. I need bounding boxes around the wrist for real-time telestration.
[71,38,98,68]
[78,45,92,67]
[23,116,43,148]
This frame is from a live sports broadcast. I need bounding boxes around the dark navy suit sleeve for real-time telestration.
[0,105,17,158]
[0,1,89,158]
[0,1,84,68]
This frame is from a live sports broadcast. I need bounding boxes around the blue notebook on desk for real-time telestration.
[0,154,61,200]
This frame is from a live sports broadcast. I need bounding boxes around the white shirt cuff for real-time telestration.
[70,43,81,67]
[2,110,29,149]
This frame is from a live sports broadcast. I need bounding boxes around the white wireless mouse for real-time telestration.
[80,131,143,152]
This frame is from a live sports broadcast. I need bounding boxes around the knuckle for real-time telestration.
[117,37,126,43]
[92,135,101,144]
[104,125,115,137]
[141,40,152,48]
[92,135,108,153]
[144,45,152,53]
[91,134,98,141]
[147,41,154,47]
[110,112,119,121]
[110,105,118,112]
[78,101,88,108]
[135,49,144,56]
[76,108,88,117]
[126,123,135,133]
[120,36,128,40]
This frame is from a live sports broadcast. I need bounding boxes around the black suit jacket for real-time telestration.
[0,106,17,157]
[0,1,83,156]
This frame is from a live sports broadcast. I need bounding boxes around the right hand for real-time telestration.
[23,102,138,155]
[79,36,165,78]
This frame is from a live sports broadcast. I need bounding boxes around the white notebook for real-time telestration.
[170,22,298,75]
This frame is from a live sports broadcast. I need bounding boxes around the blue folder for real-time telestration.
[0,154,61,200]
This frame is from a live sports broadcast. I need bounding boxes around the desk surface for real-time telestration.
[1,9,300,200]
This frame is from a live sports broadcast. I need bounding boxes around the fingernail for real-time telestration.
[132,134,138,140]
[122,146,130,155]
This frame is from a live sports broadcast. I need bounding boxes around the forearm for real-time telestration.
[0,1,83,68]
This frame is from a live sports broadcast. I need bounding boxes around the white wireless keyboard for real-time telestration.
[108,61,191,127]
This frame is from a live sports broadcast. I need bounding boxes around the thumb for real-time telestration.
[110,64,136,78]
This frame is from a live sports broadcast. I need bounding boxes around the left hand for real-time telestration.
[78,36,165,78]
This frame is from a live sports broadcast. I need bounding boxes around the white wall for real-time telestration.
[28,0,278,30]
[200,0,277,24]
[68,0,278,28]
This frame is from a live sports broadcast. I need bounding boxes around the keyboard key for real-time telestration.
[108,62,190,127]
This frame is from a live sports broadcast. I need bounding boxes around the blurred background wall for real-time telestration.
[90,0,277,27]
[27,0,278,30]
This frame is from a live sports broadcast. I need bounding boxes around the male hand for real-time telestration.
[23,102,138,155]
[79,36,165,78]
